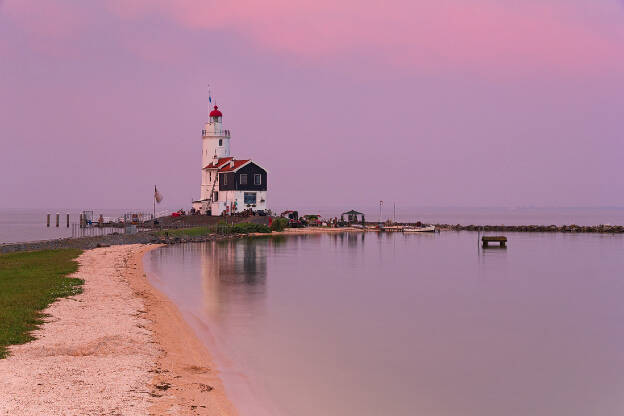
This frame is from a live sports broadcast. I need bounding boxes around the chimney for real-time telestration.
[230,160,234,168]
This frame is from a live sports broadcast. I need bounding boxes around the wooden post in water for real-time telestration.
[56,213,60,227]
[66,213,70,228]
[482,236,507,248]
[46,213,50,227]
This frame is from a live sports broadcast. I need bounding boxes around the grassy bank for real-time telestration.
[0,249,83,358]
[157,222,272,238]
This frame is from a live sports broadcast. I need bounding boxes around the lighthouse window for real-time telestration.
[240,174,248,185]
[219,139,223,146]
[244,192,257,205]
[254,174,262,185]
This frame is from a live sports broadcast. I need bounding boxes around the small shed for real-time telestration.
[341,210,365,224]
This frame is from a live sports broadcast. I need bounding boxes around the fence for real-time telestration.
[70,224,135,239]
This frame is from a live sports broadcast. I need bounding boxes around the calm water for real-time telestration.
[144,232,624,416]
[2,207,624,244]
[0,208,157,244]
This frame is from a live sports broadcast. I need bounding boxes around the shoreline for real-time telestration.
[0,244,238,415]
[131,244,238,415]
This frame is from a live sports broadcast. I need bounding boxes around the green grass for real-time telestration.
[0,249,83,358]
[157,226,213,237]
[157,222,271,237]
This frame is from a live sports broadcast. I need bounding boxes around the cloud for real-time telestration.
[105,0,624,75]
[3,0,623,75]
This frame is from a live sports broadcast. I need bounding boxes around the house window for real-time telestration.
[240,174,247,185]
[254,174,261,185]
[244,192,257,205]
[213,191,219,202]
[223,175,227,185]
[219,139,223,146]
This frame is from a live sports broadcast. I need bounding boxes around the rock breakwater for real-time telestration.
[0,231,251,254]
[433,224,624,233]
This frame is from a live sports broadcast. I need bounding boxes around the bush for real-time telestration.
[270,217,289,232]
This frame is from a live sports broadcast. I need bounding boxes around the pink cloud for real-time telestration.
[3,0,623,74]
[106,0,624,75]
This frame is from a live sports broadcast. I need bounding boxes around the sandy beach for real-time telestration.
[0,244,237,415]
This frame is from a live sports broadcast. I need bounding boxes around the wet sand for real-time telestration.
[0,244,237,415]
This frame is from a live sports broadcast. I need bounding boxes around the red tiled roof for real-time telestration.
[218,159,250,172]
[204,157,233,169]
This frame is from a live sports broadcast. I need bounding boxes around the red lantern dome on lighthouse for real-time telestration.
[209,105,222,117]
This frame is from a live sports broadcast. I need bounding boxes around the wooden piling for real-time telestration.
[56,213,60,227]
[46,213,50,227]
[66,213,70,228]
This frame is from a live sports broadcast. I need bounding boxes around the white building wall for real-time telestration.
[210,190,267,216]
[200,168,220,202]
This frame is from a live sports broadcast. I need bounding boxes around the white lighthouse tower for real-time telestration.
[199,106,231,204]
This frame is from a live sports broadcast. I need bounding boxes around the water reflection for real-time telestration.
[211,239,268,284]
[328,231,366,248]
[145,232,624,416]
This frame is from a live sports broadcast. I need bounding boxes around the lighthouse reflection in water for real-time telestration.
[144,232,624,416]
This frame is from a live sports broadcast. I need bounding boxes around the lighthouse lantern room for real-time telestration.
[201,106,230,164]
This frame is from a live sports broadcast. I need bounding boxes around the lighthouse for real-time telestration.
[193,102,268,216]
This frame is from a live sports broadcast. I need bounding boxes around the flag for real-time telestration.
[154,186,163,203]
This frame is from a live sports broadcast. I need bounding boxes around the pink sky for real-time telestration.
[1,0,623,210]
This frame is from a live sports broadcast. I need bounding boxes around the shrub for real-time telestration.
[270,217,289,232]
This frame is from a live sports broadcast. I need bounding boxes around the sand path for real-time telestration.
[0,244,237,415]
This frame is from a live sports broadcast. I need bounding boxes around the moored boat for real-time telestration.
[403,225,436,233]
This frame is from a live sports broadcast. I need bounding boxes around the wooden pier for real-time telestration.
[482,236,507,248]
